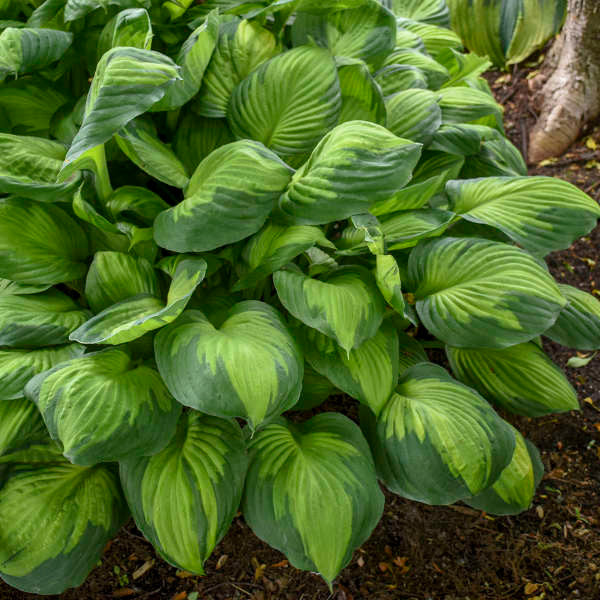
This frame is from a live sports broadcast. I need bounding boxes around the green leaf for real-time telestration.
[0,455,128,594]
[152,12,219,111]
[545,284,600,350]
[72,183,120,235]
[447,177,600,257]
[26,348,181,465]
[0,345,84,401]
[85,251,159,313]
[243,413,384,585]
[233,222,334,291]
[361,362,515,504]
[154,140,292,253]
[106,185,169,226]
[381,48,449,89]
[0,289,91,348]
[410,237,566,348]
[375,254,404,313]
[120,412,247,574]
[447,342,578,417]
[396,330,427,373]
[385,89,442,145]
[374,64,428,97]
[437,86,503,131]
[566,353,596,368]
[385,0,449,25]
[301,320,399,416]
[0,398,46,457]
[0,27,72,81]
[291,0,396,64]
[438,48,491,87]
[398,21,462,58]
[336,60,386,125]
[0,198,89,286]
[293,364,337,411]
[64,0,151,22]
[115,117,190,188]
[466,431,544,515]
[195,17,280,118]
[62,47,180,170]
[0,279,50,296]
[228,45,341,157]
[276,121,422,225]
[380,208,455,250]
[274,265,385,352]
[0,133,80,201]
[70,256,206,345]
[97,8,153,57]
[154,302,303,429]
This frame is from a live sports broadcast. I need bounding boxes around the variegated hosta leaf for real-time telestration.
[337,60,386,125]
[70,256,207,345]
[84,251,159,313]
[277,121,421,225]
[374,63,428,97]
[115,117,190,188]
[97,8,153,56]
[396,329,428,373]
[361,362,515,504]
[384,0,450,25]
[0,450,128,594]
[466,429,544,515]
[0,133,80,201]
[291,0,396,64]
[545,284,600,350]
[446,342,578,417]
[409,237,566,348]
[155,140,292,253]
[395,27,427,52]
[375,254,404,314]
[26,348,181,465]
[293,364,337,411]
[0,279,50,296]
[120,412,247,574]
[437,86,503,130]
[233,222,335,291]
[381,208,455,250]
[0,198,89,285]
[385,89,442,145]
[0,398,46,457]
[195,18,280,118]
[0,27,72,82]
[301,320,399,416]
[381,48,449,89]
[62,47,180,172]
[243,413,384,585]
[64,0,151,22]
[462,134,528,179]
[274,266,385,352]
[0,344,84,401]
[0,289,91,348]
[228,46,341,157]
[398,21,462,58]
[106,185,169,226]
[428,123,484,156]
[447,177,600,257]
[155,302,303,429]
[152,12,219,111]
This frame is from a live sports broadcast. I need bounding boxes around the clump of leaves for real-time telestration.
[0,0,598,595]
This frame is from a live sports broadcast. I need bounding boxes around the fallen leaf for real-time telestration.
[175,570,195,579]
[567,352,597,368]
[216,554,228,570]
[132,559,154,580]
[525,582,540,595]
[357,556,365,568]
[270,559,288,568]
[536,506,544,519]
[586,137,598,150]
[379,562,389,572]
[113,589,135,598]
[172,592,187,600]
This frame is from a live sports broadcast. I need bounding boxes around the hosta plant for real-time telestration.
[0,0,598,595]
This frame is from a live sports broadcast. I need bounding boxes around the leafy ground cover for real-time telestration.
[1,58,598,600]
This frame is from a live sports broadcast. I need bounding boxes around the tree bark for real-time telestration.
[528,0,600,163]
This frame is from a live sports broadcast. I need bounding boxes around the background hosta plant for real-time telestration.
[0,0,597,595]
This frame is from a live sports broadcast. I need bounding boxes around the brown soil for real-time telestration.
[2,62,600,600]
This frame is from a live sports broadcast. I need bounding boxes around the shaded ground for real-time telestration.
[2,63,600,600]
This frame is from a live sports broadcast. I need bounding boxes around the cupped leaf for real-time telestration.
[97,8,153,56]
[154,140,292,253]
[85,251,159,313]
[120,412,247,574]
[385,89,442,145]
[106,185,169,226]
[466,431,544,515]
[0,133,80,201]
[398,21,462,58]
[228,45,341,157]
[0,27,72,81]
[26,348,181,465]
[0,454,128,595]
[154,302,303,429]
[70,256,206,345]
[545,284,600,350]
[0,279,50,296]
[291,0,396,64]
[337,60,386,125]
[437,86,503,131]
[277,120,422,225]
[375,254,404,314]
[381,208,454,250]
[0,290,91,348]
[374,63,428,97]
[386,0,450,25]
[409,237,566,348]
[115,117,190,188]
[0,198,89,285]
[301,320,399,416]
[381,48,449,89]
[0,345,84,401]
[243,413,384,585]
[195,17,280,118]
[361,362,515,504]
[274,265,385,352]
[62,47,180,170]
[233,222,334,291]
[447,177,600,257]
[446,342,579,417]
[0,398,46,457]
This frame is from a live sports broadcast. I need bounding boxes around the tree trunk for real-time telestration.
[528,0,600,163]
